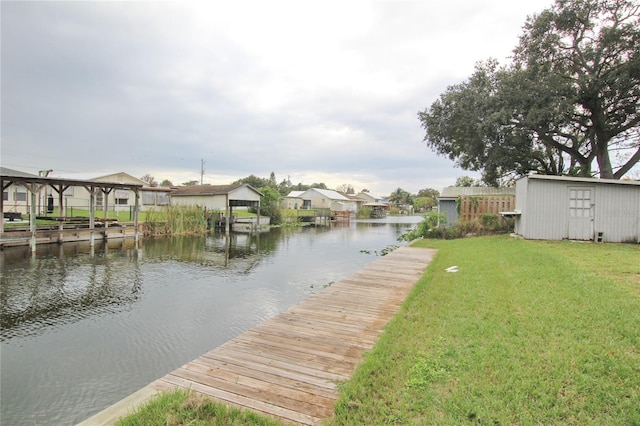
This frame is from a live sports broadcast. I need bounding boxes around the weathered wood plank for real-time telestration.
[148,247,437,425]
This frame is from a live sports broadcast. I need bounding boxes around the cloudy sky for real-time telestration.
[2,0,553,196]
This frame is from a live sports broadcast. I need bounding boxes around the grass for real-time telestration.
[3,208,136,226]
[115,388,284,426]
[49,207,136,222]
[329,236,640,425]
[115,235,640,425]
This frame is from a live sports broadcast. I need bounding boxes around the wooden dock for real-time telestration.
[0,223,140,249]
[147,246,436,425]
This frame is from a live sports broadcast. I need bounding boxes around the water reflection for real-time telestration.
[1,241,143,341]
[0,217,423,426]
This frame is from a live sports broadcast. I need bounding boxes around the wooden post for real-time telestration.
[133,189,139,242]
[88,185,96,247]
[49,184,67,243]
[225,194,230,234]
[57,186,64,242]
[256,202,261,231]
[103,188,111,231]
[29,183,37,252]
[0,177,4,238]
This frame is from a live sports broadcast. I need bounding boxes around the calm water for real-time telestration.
[0,217,422,425]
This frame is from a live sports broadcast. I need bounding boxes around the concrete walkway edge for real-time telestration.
[76,387,160,425]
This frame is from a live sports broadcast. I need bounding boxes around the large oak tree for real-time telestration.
[419,0,640,185]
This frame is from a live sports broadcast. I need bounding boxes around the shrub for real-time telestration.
[399,212,514,241]
[357,206,373,219]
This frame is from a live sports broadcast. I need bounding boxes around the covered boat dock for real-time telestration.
[1,168,143,251]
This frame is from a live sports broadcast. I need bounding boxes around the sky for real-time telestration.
[1,0,555,196]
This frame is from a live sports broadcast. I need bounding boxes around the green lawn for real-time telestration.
[116,389,283,426]
[116,235,640,425]
[329,236,640,425]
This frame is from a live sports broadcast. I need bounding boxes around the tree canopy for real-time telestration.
[233,174,271,189]
[389,188,413,206]
[140,173,158,187]
[455,176,482,187]
[335,183,355,194]
[419,0,640,185]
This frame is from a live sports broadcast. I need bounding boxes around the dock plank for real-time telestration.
[148,246,436,425]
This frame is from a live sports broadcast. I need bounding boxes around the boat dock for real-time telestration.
[79,246,437,425]
[0,222,141,249]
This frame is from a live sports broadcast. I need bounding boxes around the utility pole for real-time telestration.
[200,159,205,185]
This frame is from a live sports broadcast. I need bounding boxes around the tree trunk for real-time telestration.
[595,137,614,179]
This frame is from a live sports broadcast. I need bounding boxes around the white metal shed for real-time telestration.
[513,175,640,243]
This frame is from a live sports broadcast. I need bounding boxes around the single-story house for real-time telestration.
[2,167,38,215]
[437,186,516,226]
[47,172,172,212]
[511,174,640,243]
[281,190,310,209]
[354,191,376,203]
[170,184,262,211]
[343,193,367,209]
[298,188,358,212]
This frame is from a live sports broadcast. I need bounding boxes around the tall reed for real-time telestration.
[143,205,207,235]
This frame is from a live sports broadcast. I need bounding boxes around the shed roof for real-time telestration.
[285,190,305,198]
[523,174,640,186]
[170,184,262,197]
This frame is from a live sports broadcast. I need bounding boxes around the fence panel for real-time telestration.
[458,196,515,222]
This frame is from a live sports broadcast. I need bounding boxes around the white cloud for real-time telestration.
[1,0,554,195]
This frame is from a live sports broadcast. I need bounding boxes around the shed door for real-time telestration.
[567,187,594,240]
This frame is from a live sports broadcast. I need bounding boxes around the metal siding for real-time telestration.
[522,179,568,240]
[594,185,640,243]
[517,175,640,243]
[439,200,458,225]
[171,195,226,210]
[229,186,261,202]
[514,178,528,235]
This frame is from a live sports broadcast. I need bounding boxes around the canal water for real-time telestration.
[0,216,423,425]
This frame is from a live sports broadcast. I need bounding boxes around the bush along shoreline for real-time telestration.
[399,211,515,241]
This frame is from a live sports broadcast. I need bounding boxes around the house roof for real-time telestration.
[439,186,515,198]
[170,184,262,197]
[304,188,351,201]
[1,168,143,190]
[48,171,146,185]
[523,173,640,186]
[0,167,39,178]
[343,193,363,200]
[285,190,305,198]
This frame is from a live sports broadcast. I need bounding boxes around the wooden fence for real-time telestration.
[458,196,515,222]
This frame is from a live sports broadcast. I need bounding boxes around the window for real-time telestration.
[569,188,591,218]
[2,191,8,201]
[115,189,129,205]
[142,191,155,205]
[15,191,27,202]
[156,192,169,205]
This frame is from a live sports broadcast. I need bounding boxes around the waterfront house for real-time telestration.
[169,183,262,211]
[281,190,309,209]
[1,167,37,216]
[48,172,171,213]
[298,188,358,212]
